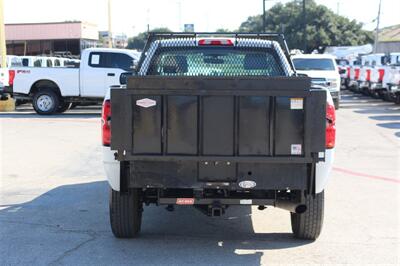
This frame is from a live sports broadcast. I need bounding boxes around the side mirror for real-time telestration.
[339,69,346,74]
[119,72,136,85]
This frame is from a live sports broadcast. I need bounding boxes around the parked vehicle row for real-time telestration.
[343,53,400,103]
[3,48,140,114]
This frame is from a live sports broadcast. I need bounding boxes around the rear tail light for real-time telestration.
[8,70,15,86]
[326,102,336,149]
[366,69,371,81]
[198,39,234,46]
[378,69,385,82]
[355,69,360,80]
[347,67,350,78]
[101,100,111,146]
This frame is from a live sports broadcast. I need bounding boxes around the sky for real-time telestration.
[3,0,400,36]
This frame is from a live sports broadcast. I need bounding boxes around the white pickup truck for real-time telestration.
[9,48,140,114]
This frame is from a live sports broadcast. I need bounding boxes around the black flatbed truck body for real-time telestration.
[111,76,326,192]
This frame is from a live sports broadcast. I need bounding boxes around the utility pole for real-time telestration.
[0,0,7,68]
[302,0,307,52]
[263,0,266,33]
[178,1,182,32]
[373,0,382,53]
[107,0,112,48]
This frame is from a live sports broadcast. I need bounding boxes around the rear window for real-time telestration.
[147,47,285,76]
[293,58,335,71]
[22,58,29,67]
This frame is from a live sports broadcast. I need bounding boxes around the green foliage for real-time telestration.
[238,0,373,52]
[215,28,231,33]
[127,27,172,50]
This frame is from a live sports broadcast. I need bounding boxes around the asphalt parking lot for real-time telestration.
[0,91,399,265]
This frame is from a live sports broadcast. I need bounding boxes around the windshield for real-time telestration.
[335,59,349,66]
[147,47,285,76]
[293,58,335,71]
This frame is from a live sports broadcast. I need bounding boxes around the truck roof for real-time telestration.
[292,54,337,60]
[83,48,141,59]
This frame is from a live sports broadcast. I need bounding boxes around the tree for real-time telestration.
[238,0,373,52]
[127,27,172,51]
[215,28,231,33]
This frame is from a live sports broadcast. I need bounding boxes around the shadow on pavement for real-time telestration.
[376,122,400,129]
[0,113,100,119]
[341,92,400,137]
[0,181,310,265]
[368,115,400,121]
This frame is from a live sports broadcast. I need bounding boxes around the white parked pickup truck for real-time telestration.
[9,48,140,114]
[292,54,341,109]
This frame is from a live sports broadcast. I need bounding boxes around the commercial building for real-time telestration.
[5,21,99,57]
[99,31,128,48]
[376,24,400,53]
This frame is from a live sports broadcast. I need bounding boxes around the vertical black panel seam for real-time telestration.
[198,95,203,156]
[131,94,135,154]
[304,96,310,157]
[234,96,239,156]
[127,93,133,154]
[162,96,167,155]
[270,96,276,156]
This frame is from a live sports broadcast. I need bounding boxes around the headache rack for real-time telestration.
[136,32,295,73]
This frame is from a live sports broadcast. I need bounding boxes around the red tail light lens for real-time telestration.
[366,69,371,81]
[378,69,385,82]
[326,102,336,149]
[198,39,234,46]
[347,67,350,78]
[8,70,15,86]
[101,100,111,146]
[355,69,360,80]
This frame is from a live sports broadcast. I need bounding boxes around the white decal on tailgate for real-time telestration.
[291,144,302,155]
[136,98,156,108]
[290,98,303,109]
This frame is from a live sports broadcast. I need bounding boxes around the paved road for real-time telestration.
[0,92,399,265]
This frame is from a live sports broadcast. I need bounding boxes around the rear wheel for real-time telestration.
[291,191,324,240]
[32,89,59,115]
[109,188,143,238]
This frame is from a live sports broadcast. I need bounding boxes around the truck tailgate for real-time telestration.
[111,76,326,189]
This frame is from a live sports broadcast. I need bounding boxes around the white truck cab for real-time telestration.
[292,54,341,109]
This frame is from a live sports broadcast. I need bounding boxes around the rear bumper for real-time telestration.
[129,161,310,190]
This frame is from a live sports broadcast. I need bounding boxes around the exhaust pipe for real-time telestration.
[275,201,307,214]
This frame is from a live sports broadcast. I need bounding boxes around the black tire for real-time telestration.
[395,93,400,105]
[32,89,60,115]
[57,101,71,113]
[333,99,339,110]
[109,188,143,238]
[371,91,380,99]
[291,191,324,240]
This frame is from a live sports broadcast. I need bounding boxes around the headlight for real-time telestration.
[327,78,338,89]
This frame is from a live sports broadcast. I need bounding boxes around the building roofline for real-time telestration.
[5,21,89,26]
